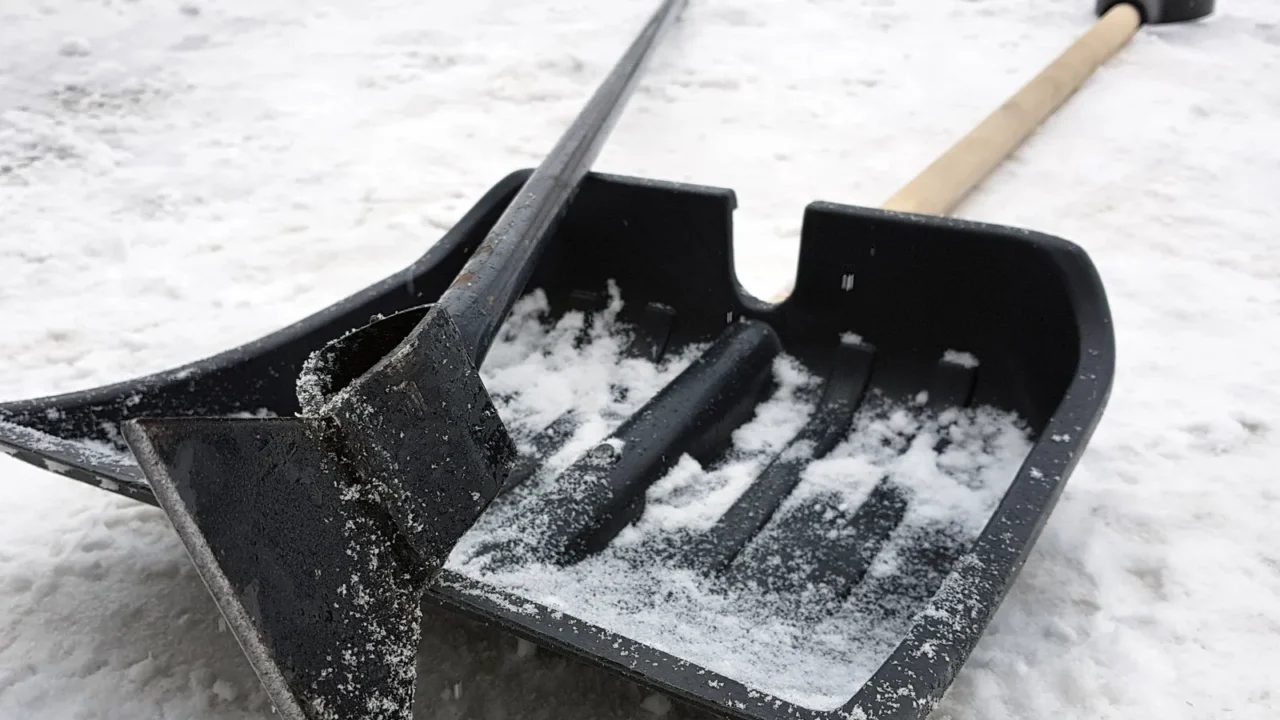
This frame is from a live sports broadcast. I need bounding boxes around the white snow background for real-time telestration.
[2,0,1278,718]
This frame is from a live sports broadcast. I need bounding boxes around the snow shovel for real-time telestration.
[0,1,1207,719]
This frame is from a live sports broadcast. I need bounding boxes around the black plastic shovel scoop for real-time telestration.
[0,0,1207,718]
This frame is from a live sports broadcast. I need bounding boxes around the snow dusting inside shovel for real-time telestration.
[0,1,1213,720]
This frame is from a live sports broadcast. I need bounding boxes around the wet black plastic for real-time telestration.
[121,302,515,720]
[0,169,1114,720]
[123,416,431,720]
[1096,0,1215,23]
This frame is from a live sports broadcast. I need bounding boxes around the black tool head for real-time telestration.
[1097,0,1215,23]
[0,170,1115,720]
[427,171,1114,720]
[120,301,515,720]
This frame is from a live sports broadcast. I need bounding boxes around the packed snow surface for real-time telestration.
[3,1,1279,719]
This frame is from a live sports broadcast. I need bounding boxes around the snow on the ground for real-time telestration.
[2,0,1278,718]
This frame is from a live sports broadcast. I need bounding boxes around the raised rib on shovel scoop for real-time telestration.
[2,0,1223,719]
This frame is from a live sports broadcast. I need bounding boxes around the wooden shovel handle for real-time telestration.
[880,3,1141,216]
[770,3,1141,302]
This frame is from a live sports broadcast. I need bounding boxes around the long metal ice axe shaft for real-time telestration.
[439,0,688,367]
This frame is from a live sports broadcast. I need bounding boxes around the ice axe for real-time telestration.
[773,0,1216,301]
[45,1,686,719]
